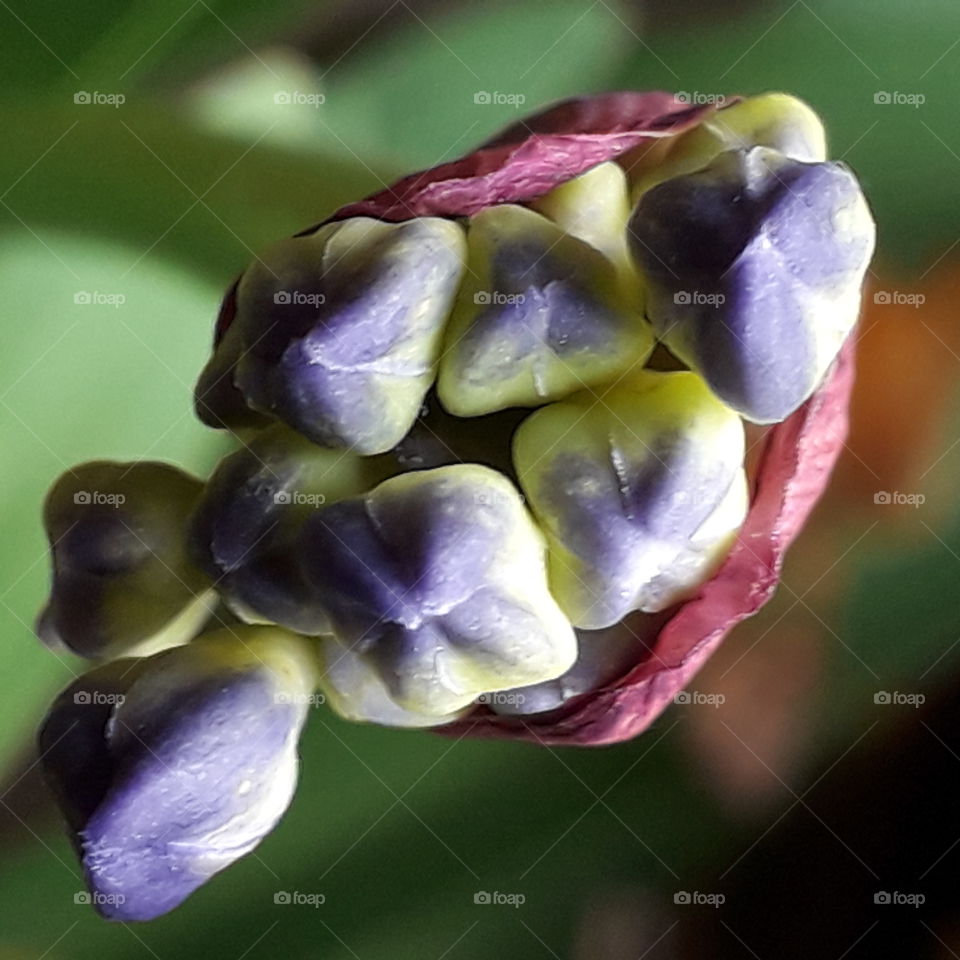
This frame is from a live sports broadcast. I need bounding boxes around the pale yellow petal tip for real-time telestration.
[317,637,468,727]
[189,624,321,696]
[437,201,653,418]
[631,90,828,201]
[514,370,746,629]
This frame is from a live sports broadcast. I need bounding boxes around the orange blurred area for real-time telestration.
[685,265,960,809]
[838,270,960,509]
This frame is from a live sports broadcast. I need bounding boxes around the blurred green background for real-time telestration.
[3,0,960,956]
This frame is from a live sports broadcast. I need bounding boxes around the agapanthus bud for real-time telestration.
[628,146,875,423]
[196,217,466,454]
[437,163,652,417]
[41,626,318,921]
[486,612,667,716]
[297,464,576,715]
[38,660,146,839]
[37,461,215,659]
[528,161,641,298]
[629,92,827,198]
[190,423,389,633]
[515,371,746,629]
[30,93,871,917]
[317,636,467,727]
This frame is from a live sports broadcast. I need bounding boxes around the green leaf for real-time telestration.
[0,103,390,284]
[0,0,324,93]
[322,0,634,166]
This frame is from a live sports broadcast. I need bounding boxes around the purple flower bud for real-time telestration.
[628,147,875,423]
[41,627,318,922]
[189,424,388,634]
[514,371,746,629]
[197,217,466,454]
[297,465,576,715]
[487,611,668,716]
[437,179,653,418]
[317,636,467,727]
[37,462,214,659]
[39,660,146,839]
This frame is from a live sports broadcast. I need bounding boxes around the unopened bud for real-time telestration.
[514,371,746,629]
[317,636,468,727]
[630,92,827,198]
[438,172,652,417]
[197,217,466,454]
[46,626,318,921]
[297,464,576,715]
[628,146,875,423]
[190,424,388,634]
[38,462,214,659]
